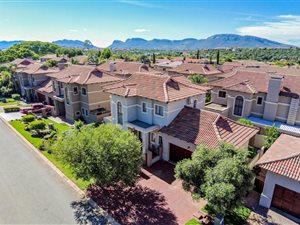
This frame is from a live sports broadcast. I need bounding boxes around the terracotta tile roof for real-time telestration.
[50,65,122,85]
[169,63,222,76]
[34,79,53,95]
[98,61,156,75]
[17,62,59,75]
[160,107,259,149]
[210,69,300,97]
[104,73,208,102]
[256,134,300,181]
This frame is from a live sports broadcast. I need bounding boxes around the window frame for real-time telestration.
[256,96,263,106]
[233,96,244,117]
[73,86,79,95]
[193,99,197,108]
[218,90,227,98]
[141,102,147,113]
[64,86,70,105]
[154,104,164,117]
[117,101,123,125]
[186,97,191,105]
[81,87,87,96]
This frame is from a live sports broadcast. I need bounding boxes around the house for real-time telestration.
[40,54,69,64]
[159,106,258,163]
[104,72,258,165]
[72,55,88,65]
[48,65,122,123]
[256,134,300,219]
[168,63,222,82]
[206,68,300,136]
[98,60,156,78]
[153,60,183,72]
[12,61,58,102]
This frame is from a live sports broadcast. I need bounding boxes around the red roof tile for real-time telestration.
[160,107,258,149]
[104,73,208,103]
[256,134,300,181]
[169,63,222,76]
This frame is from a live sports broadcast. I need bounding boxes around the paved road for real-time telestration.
[0,119,108,224]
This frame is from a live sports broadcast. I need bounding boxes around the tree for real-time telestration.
[264,125,280,149]
[203,157,253,213]
[87,50,101,65]
[196,50,200,59]
[237,118,255,127]
[216,50,220,65]
[175,143,253,214]
[139,54,150,64]
[188,74,208,84]
[52,123,143,186]
[101,48,112,59]
[83,40,93,49]
[152,53,156,64]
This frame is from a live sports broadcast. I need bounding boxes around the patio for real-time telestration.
[87,161,206,225]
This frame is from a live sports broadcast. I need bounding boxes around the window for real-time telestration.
[59,82,63,88]
[64,87,70,105]
[218,91,226,98]
[233,96,244,116]
[73,86,78,95]
[186,97,191,105]
[142,102,147,113]
[52,81,56,92]
[81,108,85,115]
[151,133,156,142]
[158,136,163,146]
[257,97,263,105]
[81,87,87,96]
[193,100,197,108]
[155,105,164,116]
[117,102,123,125]
[85,109,89,116]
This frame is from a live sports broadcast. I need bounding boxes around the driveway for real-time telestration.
[0,119,109,224]
[88,161,206,225]
[0,111,23,121]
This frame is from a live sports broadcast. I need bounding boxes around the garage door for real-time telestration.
[169,144,192,163]
[271,185,300,218]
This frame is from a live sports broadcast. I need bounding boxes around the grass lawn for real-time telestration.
[185,218,202,225]
[202,204,251,225]
[0,98,30,107]
[9,118,91,190]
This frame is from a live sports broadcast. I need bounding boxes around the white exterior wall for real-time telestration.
[259,171,300,208]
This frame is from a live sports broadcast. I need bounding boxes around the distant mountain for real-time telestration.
[52,39,98,49]
[0,39,99,50]
[109,34,293,50]
[0,40,23,50]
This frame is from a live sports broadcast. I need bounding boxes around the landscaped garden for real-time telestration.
[9,115,91,189]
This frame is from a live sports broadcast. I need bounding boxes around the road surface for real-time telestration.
[0,119,108,224]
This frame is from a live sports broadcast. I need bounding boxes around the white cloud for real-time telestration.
[68,29,79,33]
[118,0,156,8]
[134,28,150,33]
[237,15,300,45]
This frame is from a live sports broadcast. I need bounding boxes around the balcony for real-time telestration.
[53,95,64,102]
[126,120,160,133]
[204,102,229,116]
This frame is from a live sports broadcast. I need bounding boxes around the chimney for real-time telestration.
[109,62,117,72]
[58,63,65,70]
[263,74,283,121]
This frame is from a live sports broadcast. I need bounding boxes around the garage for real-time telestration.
[271,185,300,218]
[169,144,192,163]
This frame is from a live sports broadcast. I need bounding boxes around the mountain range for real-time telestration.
[0,34,294,50]
[0,39,98,50]
[109,34,293,50]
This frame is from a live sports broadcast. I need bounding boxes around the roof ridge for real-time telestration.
[257,152,300,166]
[163,77,171,102]
[212,114,222,142]
[82,67,98,84]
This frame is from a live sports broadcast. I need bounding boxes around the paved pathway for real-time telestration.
[0,119,108,224]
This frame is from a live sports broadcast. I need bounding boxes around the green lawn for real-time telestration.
[0,98,30,107]
[185,218,202,225]
[202,204,251,225]
[9,118,91,190]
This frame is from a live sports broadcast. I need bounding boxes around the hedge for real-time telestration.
[29,120,46,130]
[22,115,35,123]
[3,106,20,113]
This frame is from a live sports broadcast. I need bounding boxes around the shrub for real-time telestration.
[29,120,46,130]
[11,93,21,100]
[264,126,280,149]
[22,115,35,123]
[3,105,20,113]
[237,118,255,127]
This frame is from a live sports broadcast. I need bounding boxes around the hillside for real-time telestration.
[109,34,293,50]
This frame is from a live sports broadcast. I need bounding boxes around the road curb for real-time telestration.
[0,116,119,225]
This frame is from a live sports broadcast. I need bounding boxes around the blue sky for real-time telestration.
[0,0,300,47]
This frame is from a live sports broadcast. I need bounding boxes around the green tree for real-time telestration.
[196,50,200,59]
[188,74,208,84]
[152,53,156,64]
[52,124,143,186]
[175,142,253,214]
[216,50,220,65]
[139,54,150,64]
[101,48,112,59]
[264,125,280,149]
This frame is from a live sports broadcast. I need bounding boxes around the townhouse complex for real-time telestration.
[10,56,300,219]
